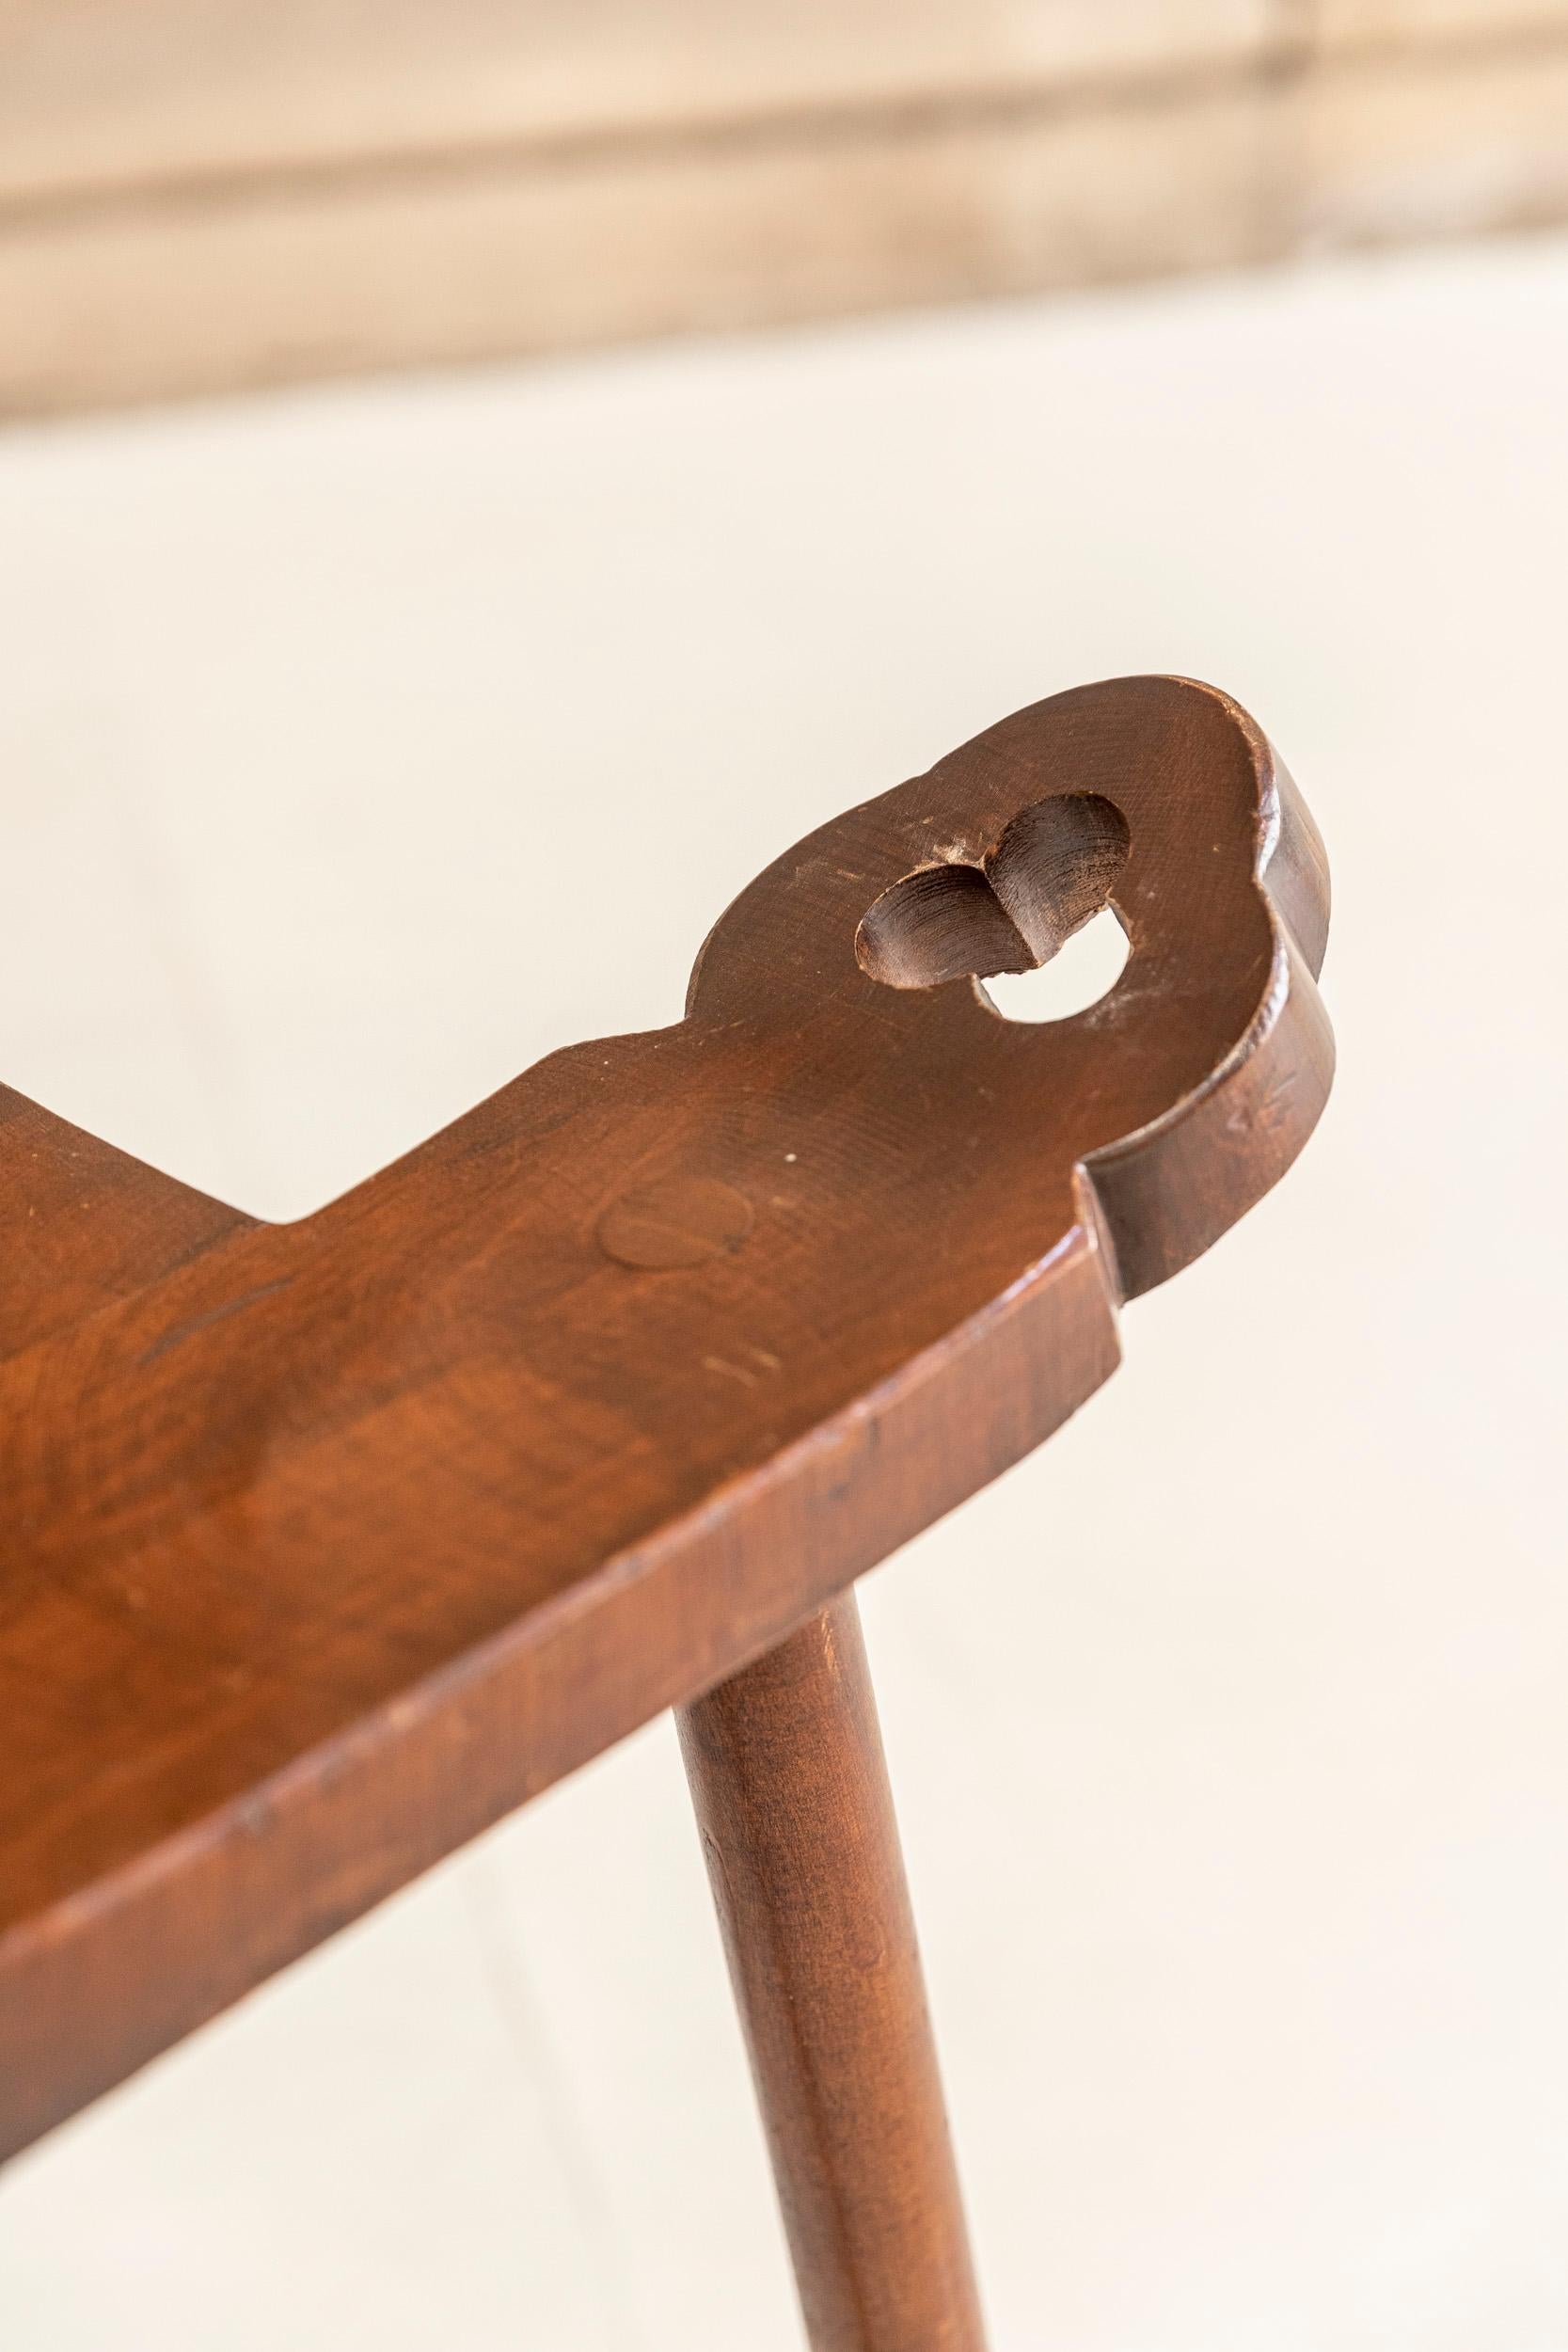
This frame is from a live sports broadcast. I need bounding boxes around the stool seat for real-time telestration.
[0,675,1332,2252]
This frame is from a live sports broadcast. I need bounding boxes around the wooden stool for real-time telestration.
[0,675,1332,2349]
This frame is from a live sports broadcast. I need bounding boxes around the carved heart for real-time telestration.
[853,791,1130,991]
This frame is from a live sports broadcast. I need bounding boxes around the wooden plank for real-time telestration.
[0,0,1272,202]
[2,0,1565,421]
[0,676,1333,2159]
[0,80,1286,417]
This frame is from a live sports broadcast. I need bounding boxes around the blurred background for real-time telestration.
[5,0,1568,417]
[0,5,1565,2348]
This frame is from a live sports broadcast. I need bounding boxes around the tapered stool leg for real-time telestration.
[677,1593,987,2352]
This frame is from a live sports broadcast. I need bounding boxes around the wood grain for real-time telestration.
[680,1596,986,2352]
[0,674,1332,2160]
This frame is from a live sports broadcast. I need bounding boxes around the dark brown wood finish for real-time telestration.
[680,1596,986,2352]
[0,674,1332,2162]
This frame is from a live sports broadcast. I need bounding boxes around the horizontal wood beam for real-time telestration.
[2,4,1565,415]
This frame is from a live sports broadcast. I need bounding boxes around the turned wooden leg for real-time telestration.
[677,1593,987,2352]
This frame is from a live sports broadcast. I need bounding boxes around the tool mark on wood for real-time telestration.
[139,1276,296,1367]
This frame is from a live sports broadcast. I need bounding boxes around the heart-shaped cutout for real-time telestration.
[854,791,1130,993]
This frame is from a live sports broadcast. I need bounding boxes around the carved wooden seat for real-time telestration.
[0,674,1332,2349]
